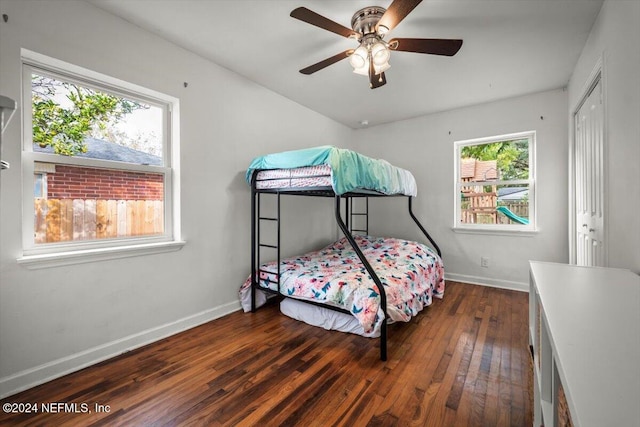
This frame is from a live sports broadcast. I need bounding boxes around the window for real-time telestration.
[20,50,182,266]
[454,131,536,232]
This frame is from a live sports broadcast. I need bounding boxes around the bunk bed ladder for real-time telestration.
[347,197,369,235]
[251,180,281,312]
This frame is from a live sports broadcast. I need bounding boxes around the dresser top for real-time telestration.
[530,261,640,427]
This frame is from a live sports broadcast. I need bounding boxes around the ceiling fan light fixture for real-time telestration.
[377,24,389,36]
[352,59,390,76]
[350,41,390,76]
[376,61,391,73]
[371,42,390,66]
[352,64,369,76]
[349,45,368,69]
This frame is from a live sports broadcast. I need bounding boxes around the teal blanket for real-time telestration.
[246,146,417,196]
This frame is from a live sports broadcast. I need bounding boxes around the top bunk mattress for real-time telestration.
[246,145,417,196]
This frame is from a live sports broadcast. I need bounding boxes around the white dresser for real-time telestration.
[529,261,640,427]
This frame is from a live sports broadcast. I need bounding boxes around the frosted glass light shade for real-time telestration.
[371,42,390,66]
[349,46,368,69]
[350,42,391,77]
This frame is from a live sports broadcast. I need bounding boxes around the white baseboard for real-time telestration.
[0,300,241,399]
[445,272,528,292]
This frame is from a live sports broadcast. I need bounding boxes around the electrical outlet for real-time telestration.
[481,257,490,268]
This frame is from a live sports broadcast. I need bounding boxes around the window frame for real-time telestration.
[18,50,183,268]
[453,130,537,234]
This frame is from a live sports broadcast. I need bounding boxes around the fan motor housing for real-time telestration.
[351,6,386,38]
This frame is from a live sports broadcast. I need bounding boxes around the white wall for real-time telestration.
[0,0,350,397]
[350,89,569,289]
[567,0,640,272]
[3,0,636,401]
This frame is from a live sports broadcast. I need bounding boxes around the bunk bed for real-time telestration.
[240,145,444,361]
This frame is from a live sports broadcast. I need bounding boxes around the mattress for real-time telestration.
[240,235,444,337]
[279,298,373,337]
[246,146,417,196]
[254,164,332,190]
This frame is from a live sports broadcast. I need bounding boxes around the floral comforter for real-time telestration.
[240,235,444,337]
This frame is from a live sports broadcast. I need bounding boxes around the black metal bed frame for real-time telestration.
[250,169,441,361]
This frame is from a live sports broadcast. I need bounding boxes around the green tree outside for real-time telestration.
[461,139,529,180]
[32,74,147,156]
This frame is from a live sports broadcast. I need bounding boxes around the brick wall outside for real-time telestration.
[46,165,163,200]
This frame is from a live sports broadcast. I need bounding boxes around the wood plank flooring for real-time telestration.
[0,281,532,426]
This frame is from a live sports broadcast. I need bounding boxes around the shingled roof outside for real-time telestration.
[460,158,498,181]
[33,137,162,166]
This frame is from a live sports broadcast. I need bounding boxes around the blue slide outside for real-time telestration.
[496,206,529,225]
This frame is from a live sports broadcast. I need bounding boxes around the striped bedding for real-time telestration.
[254,164,332,190]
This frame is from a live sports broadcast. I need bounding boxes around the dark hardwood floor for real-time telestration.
[0,281,532,426]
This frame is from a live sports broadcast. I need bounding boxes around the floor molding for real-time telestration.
[0,301,240,399]
[445,272,529,292]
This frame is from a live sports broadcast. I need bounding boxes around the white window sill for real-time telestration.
[17,240,186,270]
[452,226,538,237]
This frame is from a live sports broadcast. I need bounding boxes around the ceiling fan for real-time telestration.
[290,0,463,89]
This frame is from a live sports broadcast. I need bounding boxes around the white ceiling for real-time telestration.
[87,0,603,128]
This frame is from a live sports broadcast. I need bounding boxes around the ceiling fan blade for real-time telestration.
[368,58,387,89]
[370,72,387,89]
[291,7,359,39]
[389,38,463,56]
[376,0,423,33]
[299,50,354,75]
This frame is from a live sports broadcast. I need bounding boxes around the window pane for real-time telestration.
[460,184,497,224]
[31,73,163,165]
[497,185,530,225]
[34,173,45,198]
[460,138,529,181]
[34,163,164,244]
[460,184,529,225]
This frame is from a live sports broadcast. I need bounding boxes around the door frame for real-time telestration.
[568,55,608,265]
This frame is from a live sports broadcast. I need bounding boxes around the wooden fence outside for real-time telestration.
[35,198,163,243]
[497,202,529,224]
[461,197,529,225]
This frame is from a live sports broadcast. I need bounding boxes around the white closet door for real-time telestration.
[575,77,605,267]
